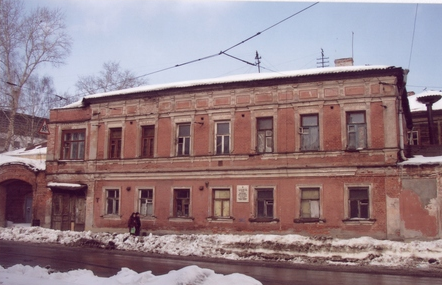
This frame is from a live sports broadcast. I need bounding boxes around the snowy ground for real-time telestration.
[1,226,442,284]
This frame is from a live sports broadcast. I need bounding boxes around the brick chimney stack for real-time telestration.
[334,58,354,67]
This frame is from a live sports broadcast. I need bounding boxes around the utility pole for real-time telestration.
[316,48,329,68]
[255,51,261,73]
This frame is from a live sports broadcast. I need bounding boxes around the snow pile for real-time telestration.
[1,226,442,271]
[0,264,261,285]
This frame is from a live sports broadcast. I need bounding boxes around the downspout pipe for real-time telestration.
[398,69,410,161]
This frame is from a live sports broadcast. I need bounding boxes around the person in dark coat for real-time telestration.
[134,212,141,236]
[128,213,136,235]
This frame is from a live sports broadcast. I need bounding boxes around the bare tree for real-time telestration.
[0,0,72,152]
[76,61,148,95]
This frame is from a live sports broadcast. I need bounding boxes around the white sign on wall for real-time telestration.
[236,185,249,202]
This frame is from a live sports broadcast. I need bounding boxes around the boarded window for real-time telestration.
[300,188,320,218]
[213,189,230,217]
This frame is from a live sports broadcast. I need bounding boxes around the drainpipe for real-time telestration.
[397,69,409,161]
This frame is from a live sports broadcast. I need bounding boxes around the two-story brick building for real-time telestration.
[44,63,415,239]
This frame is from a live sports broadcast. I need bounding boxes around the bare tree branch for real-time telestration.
[76,61,148,95]
[0,0,72,152]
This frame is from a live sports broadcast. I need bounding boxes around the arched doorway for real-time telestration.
[2,180,33,224]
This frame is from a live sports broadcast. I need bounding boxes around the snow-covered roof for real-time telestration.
[399,155,442,166]
[408,90,442,112]
[0,149,46,171]
[47,182,86,190]
[60,65,400,109]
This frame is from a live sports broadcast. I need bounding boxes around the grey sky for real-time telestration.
[28,1,442,99]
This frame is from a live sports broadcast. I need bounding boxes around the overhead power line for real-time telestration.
[135,2,319,79]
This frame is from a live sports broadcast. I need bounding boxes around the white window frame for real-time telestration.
[215,121,231,155]
[176,123,191,156]
[104,188,121,216]
[137,188,155,217]
[300,114,319,151]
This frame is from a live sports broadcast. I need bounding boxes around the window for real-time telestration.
[257,117,273,153]
[348,187,369,219]
[408,130,419,145]
[256,188,274,218]
[216,121,230,154]
[300,115,319,151]
[106,189,120,215]
[141,126,155,158]
[61,130,85,160]
[300,188,320,218]
[213,189,230,218]
[138,189,153,216]
[347,112,366,150]
[109,128,122,158]
[174,189,190,217]
[177,124,191,156]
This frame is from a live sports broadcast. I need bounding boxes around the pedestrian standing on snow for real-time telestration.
[128,213,136,235]
[134,212,141,236]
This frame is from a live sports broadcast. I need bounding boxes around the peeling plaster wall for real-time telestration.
[401,178,439,239]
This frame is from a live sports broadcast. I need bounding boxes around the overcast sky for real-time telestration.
[27,1,442,100]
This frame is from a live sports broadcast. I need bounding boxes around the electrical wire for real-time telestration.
[135,2,319,80]
[408,4,418,70]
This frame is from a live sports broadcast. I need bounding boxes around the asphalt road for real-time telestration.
[1,240,442,285]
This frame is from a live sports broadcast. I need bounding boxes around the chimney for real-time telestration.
[334,58,354,67]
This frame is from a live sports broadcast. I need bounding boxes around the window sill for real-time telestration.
[101,214,122,220]
[294,218,326,224]
[168,217,194,222]
[249,218,279,223]
[342,218,376,225]
[345,148,366,152]
[140,216,157,221]
[207,217,235,223]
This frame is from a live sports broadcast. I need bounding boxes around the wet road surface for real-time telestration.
[1,240,442,285]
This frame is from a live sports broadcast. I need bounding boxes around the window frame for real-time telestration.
[300,114,319,151]
[138,188,154,217]
[108,128,122,159]
[176,123,191,156]
[173,188,191,218]
[343,185,374,223]
[249,187,278,222]
[408,130,419,145]
[212,188,231,218]
[61,129,86,160]
[141,125,155,158]
[256,117,273,153]
[346,111,367,150]
[105,188,120,216]
[215,121,231,155]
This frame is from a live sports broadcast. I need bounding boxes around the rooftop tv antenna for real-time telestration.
[255,51,262,73]
[316,48,329,68]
